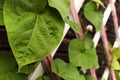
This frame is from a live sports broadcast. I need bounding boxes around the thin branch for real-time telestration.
[89,67,97,80]
[101,27,116,80]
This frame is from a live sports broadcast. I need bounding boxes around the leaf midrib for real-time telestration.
[24,14,38,57]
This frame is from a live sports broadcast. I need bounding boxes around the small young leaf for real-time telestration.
[84,2,103,31]
[51,59,85,80]
[111,48,120,60]
[111,59,120,70]
[91,0,105,8]
[0,0,4,25]
[48,0,70,19]
[69,39,98,69]
[64,19,79,33]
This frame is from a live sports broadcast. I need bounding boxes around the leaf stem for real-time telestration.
[90,67,97,80]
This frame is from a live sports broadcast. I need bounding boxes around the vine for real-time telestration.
[0,0,119,80]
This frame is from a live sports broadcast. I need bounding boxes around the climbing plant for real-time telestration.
[1,0,116,80]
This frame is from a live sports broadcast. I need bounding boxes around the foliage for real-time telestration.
[0,0,4,25]
[0,53,27,80]
[111,48,120,70]
[64,19,80,33]
[0,0,109,80]
[3,0,70,68]
[51,59,86,80]
[48,0,70,19]
[91,0,105,8]
[68,37,98,69]
[36,76,51,80]
[20,64,35,75]
[84,1,103,31]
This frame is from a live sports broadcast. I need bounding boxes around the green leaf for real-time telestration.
[84,36,94,49]
[0,53,27,80]
[84,37,99,69]
[4,0,64,68]
[64,19,79,33]
[0,0,4,25]
[115,71,120,80]
[85,75,94,80]
[48,0,70,19]
[93,57,99,69]
[51,59,85,80]
[111,48,120,60]
[20,64,35,75]
[69,39,98,69]
[91,0,105,8]
[84,2,103,31]
[111,59,120,70]
[0,54,17,73]
[0,73,27,80]
[36,76,51,80]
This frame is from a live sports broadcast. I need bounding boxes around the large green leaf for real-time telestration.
[84,2,103,31]
[69,39,98,69]
[0,0,4,25]
[4,0,64,68]
[0,53,27,80]
[48,0,70,19]
[51,59,86,80]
